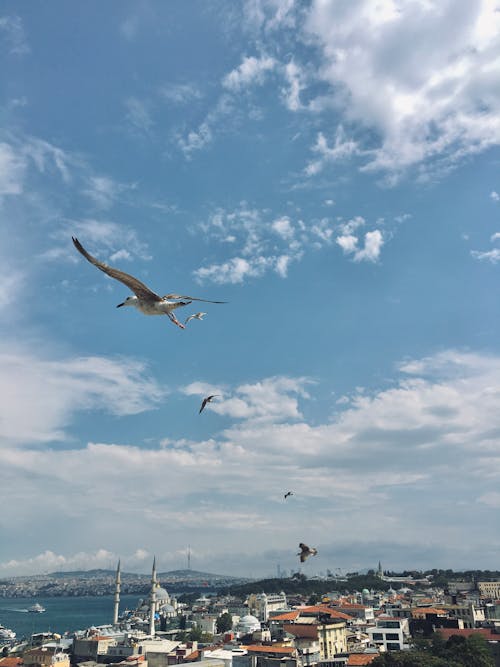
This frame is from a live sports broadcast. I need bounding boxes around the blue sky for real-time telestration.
[1,0,500,578]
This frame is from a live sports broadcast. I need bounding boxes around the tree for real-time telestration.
[371,634,493,667]
[216,612,233,634]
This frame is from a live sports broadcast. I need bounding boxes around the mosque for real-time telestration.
[112,559,178,635]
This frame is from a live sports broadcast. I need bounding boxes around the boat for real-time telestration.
[28,603,46,613]
[0,624,16,640]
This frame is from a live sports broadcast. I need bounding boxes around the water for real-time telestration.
[0,595,141,639]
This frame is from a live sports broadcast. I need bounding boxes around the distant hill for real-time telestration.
[42,568,251,583]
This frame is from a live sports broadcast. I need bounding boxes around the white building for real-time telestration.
[367,616,410,652]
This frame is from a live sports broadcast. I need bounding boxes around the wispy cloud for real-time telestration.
[194,206,393,283]
[0,15,30,55]
[83,175,137,209]
[222,54,276,91]
[0,343,165,447]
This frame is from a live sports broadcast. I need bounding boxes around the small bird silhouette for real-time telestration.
[284,491,294,500]
[185,312,207,325]
[298,543,318,562]
[199,394,220,414]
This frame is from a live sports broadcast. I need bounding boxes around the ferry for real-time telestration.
[28,603,46,613]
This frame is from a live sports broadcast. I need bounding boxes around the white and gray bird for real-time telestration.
[72,237,226,329]
[199,394,220,414]
[185,312,207,325]
[298,543,318,562]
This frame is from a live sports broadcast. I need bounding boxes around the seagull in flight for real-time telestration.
[298,543,318,562]
[199,394,219,414]
[284,491,293,500]
[72,237,226,329]
[185,312,207,325]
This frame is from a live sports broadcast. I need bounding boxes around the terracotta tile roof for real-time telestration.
[411,607,446,616]
[0,659,24,667]
[347,655,378,666]
[300,605,353,621]
[270,611,300,621]
[245,645,296,655]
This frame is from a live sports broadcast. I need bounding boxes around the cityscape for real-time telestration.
[2,1,500,666]
[1,562,500,666]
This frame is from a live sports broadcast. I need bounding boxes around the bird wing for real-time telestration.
[199,398,208,413]
[185,315,195,324]
[300,553,308,562]
[164,293,227,304]
[72,237,162,302]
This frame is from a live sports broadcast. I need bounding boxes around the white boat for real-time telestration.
[28,603,46,613]
[0,624,16,640]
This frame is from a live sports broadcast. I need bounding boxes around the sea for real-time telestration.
[0,594,142,639]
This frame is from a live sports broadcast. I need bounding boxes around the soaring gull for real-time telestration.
[199,394,220,414]
[298,543,318,562]
[185,312,207,325]
[72,237,226,329]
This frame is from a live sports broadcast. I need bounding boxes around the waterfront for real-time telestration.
[0,594,141,639]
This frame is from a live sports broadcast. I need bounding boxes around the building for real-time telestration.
[23,648,70,667]
[479,582,500,599]
[246,594,288,623]
[366,616,410,652]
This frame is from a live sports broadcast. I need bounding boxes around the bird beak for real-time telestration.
[116,302,125,308]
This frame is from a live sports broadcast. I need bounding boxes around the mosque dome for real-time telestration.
[361,588,370,596]
[237,614,261,634]
[155,586,170,602]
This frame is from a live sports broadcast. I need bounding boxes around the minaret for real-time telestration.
[187,545,191,571]
[149,557,157,637]
[113,560,121,625]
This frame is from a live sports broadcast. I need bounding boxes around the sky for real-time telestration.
[1,0,500,580]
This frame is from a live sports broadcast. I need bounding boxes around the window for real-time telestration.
[372,633,383,640]
[385,633,400,640]
[387,643,400,651]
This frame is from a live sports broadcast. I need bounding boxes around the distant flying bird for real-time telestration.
[185,312,207,325]
[199,394,220,414]
[298,543,318,562]
[72,237,226,329]
[284,491,293,500]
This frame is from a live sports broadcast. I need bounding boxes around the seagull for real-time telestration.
[284,491,294,500]
[185,312,207,325]
[199,394,219,414]
[298,543,318,562]
[72,237,226,329]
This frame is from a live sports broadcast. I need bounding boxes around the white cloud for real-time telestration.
[491,190,500,201]
[271,216,294,240]
[64,219,151,262]
[302,0,500,177]
[354,229,384,262]
[125,97,154,133]
[2,350,500,573]
[337,229,384,262]
[471,248,500,263]
[305,127,360,176]
[158,83,202,105]
[0,15,30,55]
[83,176,136,209]
[222,54,276,91]
[0,141,26,195]
[195,205,388,283]
[243,0,298,33]
[0,343,165,446]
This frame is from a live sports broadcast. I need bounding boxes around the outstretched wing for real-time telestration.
[164,293,227,304]
[72,237,162,302]
[199,398,208,414]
